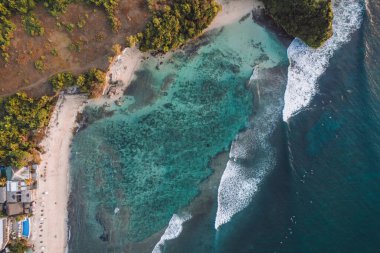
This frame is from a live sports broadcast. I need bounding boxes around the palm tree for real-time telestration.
[0,177,6,187]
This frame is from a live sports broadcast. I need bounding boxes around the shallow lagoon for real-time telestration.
[68,15,286,252]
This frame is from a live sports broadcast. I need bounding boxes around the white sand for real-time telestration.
[30,94,87,253]
[207,0,262,31]
[99,47,145,104]
[29,1,262,252]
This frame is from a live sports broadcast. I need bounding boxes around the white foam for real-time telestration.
[283,0,363,121]
[152,212,192,253]
[215,67,284,229]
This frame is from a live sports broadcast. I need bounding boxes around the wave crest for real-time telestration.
[283,0,363,121]
[152,212,192,253]
[215,66,285,229]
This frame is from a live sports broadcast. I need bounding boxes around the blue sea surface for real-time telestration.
[208,1,380,253]
[68,15,285,253]
[69,1,380,252]
[162,1,380,253]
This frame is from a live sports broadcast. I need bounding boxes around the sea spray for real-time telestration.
[152,213,192,253]
[215,66,287,229]
[283,0,363,121]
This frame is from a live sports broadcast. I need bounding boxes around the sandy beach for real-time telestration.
[208,0,262,31]
[30,94,87,253]
[29,1,261,252]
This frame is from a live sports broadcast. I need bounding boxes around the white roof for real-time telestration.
[6,181,28,192]
[6,181,18,192]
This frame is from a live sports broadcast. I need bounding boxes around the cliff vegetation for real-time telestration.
[261,0,333,48]
[127,0,221,53]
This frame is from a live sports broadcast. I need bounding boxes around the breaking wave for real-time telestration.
[215,66,286,229]
[152,212,192,253]
[283,0,363,121]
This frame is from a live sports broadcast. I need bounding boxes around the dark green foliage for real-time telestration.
[0,93,53,168]
[49,72,75,91]
[36,0,73,16]
[50,68,106,97]
[132,0,221,53]
[261,0,333,48]
[8,239,30,253]
[3,0,36,14]
[22,12,44,36]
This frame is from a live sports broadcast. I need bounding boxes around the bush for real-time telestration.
[134,0,221,53]
[49,69,106,98]
[49,72,75,91]
[0,93,53,168]
[34,59,45,71]
[22,12,44,36]
[261,0,333,48]
[8,239,30,253]
[0,14,16,62]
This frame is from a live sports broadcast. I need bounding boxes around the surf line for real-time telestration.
[152,212,192,253]
[283,0,363,122]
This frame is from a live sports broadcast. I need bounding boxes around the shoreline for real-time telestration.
[30,0,262,252]
[207,0,262,31]
[30,94,87,253]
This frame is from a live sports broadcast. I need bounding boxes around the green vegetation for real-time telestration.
[0,69,103,173]
[127,0,221,53]
[34,58,44,71]
[0,92,53,168]
[64,22,75,33]
[50,48,58,56]
[40,0,73,16]
[77,18,87,29]
[8,239,30,253]
[22,12,44,36]
[261,0,333,48]
[68,41,82,52]
[50,68,106,98]
[0,3,16,62]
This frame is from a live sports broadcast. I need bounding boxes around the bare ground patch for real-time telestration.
[0,0,149,97]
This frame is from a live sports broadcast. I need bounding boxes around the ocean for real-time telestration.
[68,0,380,252]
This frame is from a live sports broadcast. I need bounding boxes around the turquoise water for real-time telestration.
[69,15,285,252]
[167,1,380,253]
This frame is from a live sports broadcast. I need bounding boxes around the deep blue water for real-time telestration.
[68,1,380,252]
[165,1,380,253]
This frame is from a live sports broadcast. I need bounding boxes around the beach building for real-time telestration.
[0,218,9,250]
[5,181,36,216]
[6,203,24,216]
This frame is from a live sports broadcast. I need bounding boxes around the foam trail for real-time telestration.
[283,0,363,121]
[215,66,286,229]
[152,212,192,253]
